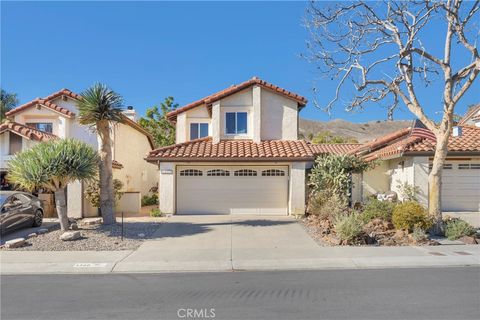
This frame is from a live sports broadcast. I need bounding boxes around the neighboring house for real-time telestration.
[145,77,359,215]
[350,122,480,212]
[459,104,480,127]
[1,89,157,217]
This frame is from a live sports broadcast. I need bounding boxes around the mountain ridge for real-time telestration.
[299,118,413,143]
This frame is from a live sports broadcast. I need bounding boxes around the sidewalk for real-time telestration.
[1,244,479,275]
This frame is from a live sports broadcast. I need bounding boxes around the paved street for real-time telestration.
[2,267,479,320]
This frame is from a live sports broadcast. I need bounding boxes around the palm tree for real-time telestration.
[8,139,98,231]
[1,89,19,122]
[77,83,124,225]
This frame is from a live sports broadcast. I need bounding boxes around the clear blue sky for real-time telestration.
[1,1,479,122]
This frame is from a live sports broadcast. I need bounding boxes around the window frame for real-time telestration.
[26,122,53,133]
[234,169,257,177]
[206,169,230,177]
[261,169,286,177]
[179,169,203,177]
[225,112,248,135]
[189,122,209,140]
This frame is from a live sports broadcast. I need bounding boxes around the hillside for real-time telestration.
[299,118,413,143]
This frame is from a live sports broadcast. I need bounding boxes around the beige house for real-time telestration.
[1,89,157,217]
[145,77,358,216]
[351,123,480,212]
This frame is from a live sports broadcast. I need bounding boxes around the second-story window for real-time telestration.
[226,112,247,135]
[190,123,209,140]
[26,122,53,133]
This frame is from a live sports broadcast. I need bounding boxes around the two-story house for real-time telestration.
[145,77,355,215]
[1,89,158,217]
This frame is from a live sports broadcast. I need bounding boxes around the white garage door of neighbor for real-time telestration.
[176,166,289,215]
[441,163,480,211]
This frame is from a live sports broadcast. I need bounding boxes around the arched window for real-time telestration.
[179,169,203,176]
[234,169,257,176]
[261,169,285,177]
[206,169,230,176]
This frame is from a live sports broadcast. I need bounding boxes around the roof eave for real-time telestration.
[145,156,315,164]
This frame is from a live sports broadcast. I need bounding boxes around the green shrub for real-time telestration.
[444,219,475,240]
[149,208,164,217]
[309,154,374,198]
[308,191,348,220]
[334,212,364,242]
[361,199,396,222]
[142,193,158,206]
[412,226,428,242]
[84,177,124,208]
[392,201,433,232]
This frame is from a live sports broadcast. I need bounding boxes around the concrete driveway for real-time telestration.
[114,215,321,272]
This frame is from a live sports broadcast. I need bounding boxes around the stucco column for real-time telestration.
[413,156,429,208]
[176,112,187,143]
[289,162,306,215]
[252,85,261,143]
[159,162,175,214]
[212,101,221,144]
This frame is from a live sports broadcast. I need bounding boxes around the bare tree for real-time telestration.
[305,0,480,234]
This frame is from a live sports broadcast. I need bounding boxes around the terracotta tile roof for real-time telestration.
[0,121,58,142]
[43,88,83,102]
[309,143,361,155]
[348,127,412,156]
[361,125,480,161]
[112,160,124,169]
[146,137,315,162]
[5,89,154,149]
[471,114,480,122]
[5,98,75,118]
[459,104,480,125]
[167,77,308,121]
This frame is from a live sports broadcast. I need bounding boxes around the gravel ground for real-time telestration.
[301,219,330,246]
[3,222,163,251]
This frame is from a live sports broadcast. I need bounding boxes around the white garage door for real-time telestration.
[441,163,480,211]
[176,166,288,215]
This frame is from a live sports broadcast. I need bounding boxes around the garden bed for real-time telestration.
[1,221,163,251]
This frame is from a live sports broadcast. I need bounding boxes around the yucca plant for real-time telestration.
[8,139,99,231]
[78,83,124,225]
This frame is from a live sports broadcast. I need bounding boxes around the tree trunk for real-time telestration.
[428,136,449,235]
[97,120,116,225]
[54,188,70,231]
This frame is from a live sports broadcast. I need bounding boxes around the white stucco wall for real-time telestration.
[261,89,298,140]
[113,123,157,196]
[289,162,307,215]
[159,162,175,214]
[361,161,390,201]
[219,88,254,140]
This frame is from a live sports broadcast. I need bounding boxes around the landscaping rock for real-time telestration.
[60,231,81,241]
[80,218,102,226]
[458,236,477,245]
[37,228,49,234]
[27,233,38,238]
[5,238,26,248]
[70,223,79,230]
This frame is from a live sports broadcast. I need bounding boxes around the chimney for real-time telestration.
[452,126,462,137]
[123,106,137,122]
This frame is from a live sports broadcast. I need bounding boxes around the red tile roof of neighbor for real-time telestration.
[357,125,480,161]
[5,99,76,118]
[459,104,480,125]
[166,77,308,121]
[0,121,58,142]
[309,143,361,155]
[5,88,155,149]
